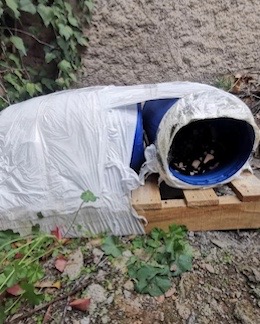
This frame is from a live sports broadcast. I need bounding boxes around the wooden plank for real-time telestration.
[230,173,260,202]
[142,199,260,232]
[183,188,219,207]
[132,174,162,210]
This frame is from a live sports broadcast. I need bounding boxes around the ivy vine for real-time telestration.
[0,0,93,110]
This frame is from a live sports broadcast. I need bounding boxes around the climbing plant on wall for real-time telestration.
[0,0,93,110]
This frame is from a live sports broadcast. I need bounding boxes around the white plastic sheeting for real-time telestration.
[0,82,259,236]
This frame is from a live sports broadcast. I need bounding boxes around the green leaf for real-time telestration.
[37,4,53,27]
[20,0,36,14]
[55,77,65,87]
[3,73,20,91]
[26,263,44,283]
[26,83,36,97]
[58,24,73,41]
[84,0,94,11]
[80,190,97,203]
[5,0,20,18]
[68,72,77,82]
[68,15,79,27]
[0,230,19,246]
[20,282,43,305]
[58,59,72,73]
[172,254,192,276]
[8,54,21,67]
[0,305,6,323]
[143,276,171,296]
[41,78,54,90]
[9,36,27,56]
[45,52,57,63]
[101,236,122,258]
[150,228,164,241]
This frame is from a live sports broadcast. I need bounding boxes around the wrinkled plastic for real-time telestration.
[0,82,259,235]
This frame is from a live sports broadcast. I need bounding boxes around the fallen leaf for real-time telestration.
[55,256,67,272]
[89,238,102,247]
[35,280,61,289]
[51,226,63,240]
[14,253,24,259]
[43,305,52,323]
[6,284,23,296]
[69,298,90,312]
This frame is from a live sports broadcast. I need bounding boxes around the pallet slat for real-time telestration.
[132,174,162,210]
[183,188,219,207]
[230,173,260,202]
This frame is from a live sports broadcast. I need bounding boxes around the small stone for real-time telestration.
[201,263,215,274]
[156,295,165,303]
[63,248,84,280]
[86,284,107,303]
[192,160,201,169]
[165,286,176,298]
[160,312,164,322]
[176,301,191,320]
[101,315,110,324]
[107,294,114,305]
[80,317,90,324]
[203,153,214,164]
[123,290,132,299]
[123,280,134,291]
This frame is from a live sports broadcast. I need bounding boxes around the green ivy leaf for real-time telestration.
[41,78,55,90]
[80,190,97,203]
[58,24,73,41]
[101,236,122,258]
[68,72,77,82]
[8,54,21,68]
[68,15,79,27]
[45,52,57,64]
[5,0,20,18]
[84,0,94,11]
[37,4,53,27]
[4,73,20,91]
[25,83,36,97]
[9,36,27,56]
[20,0,36,14]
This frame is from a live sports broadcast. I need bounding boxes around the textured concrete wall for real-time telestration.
[80,0,259,86]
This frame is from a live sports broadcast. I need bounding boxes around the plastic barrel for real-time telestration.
[130,103,145,172]
[142,99,255,186]
[143,98,179,144]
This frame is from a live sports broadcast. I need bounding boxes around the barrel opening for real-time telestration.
[168,118,255,185]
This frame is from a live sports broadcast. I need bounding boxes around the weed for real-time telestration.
[101,225,193,297]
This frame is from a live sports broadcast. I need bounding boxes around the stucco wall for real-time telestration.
[80,0,259,86]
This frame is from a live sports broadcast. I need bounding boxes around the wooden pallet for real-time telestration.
[131,172,260,232]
